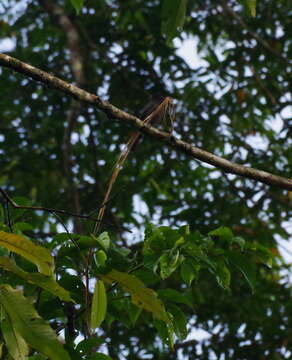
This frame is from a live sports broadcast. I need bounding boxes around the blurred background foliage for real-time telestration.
[0,0,291,359]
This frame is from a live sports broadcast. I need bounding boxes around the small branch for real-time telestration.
[174,339,198,351]
[39,0,85,85]
[0,53,291,190]
[249,65,277,105]
[221,2,291,64]
[39,1,86,234]
[0,187,99,223]
[51,210,87,265]
[4,200,13,232]
[0,188,131,233]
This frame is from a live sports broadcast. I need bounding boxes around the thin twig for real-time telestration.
[0,187,132,233]
[51,211,87,265]
[0,187,99,223]
[4,199,13,232]
[221,2,291,64]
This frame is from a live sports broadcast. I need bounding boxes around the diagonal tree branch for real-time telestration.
[221,2,291,65]
[0,53,291,190]
[38,0,85,86]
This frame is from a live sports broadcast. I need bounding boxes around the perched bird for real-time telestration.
[132,94,170,149]
[140,93,166,121]
[94,94,174,233]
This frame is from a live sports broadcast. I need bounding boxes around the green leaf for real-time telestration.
[0,256,74,302]
[159,250,184,279]
[13,222,34,232]
[240,0,256,17]
[77,235,97,249]
[75,337,104,355]
[209,226,234,242]
[143,224,184,257]
[209,227,245,248]
[153,318,174,348]
[159,253,172,279]
[127,302,142,326]
[94,232,110,251]
[167,303,188,341]
[227,252,256,292]
[51,232,78,247]
[161,0,188,43]
[180,258,200,286]
[1,314,29,360]
[70,0,84,14]
[0,285,70,360]
[232,236,246,249]
[0,231,54,276]
[215,261,231,290]
[102,269,169,323]
[94,249,107,267]
[143,224,167,256]
[91,280,107,329]
[157,288,193,308]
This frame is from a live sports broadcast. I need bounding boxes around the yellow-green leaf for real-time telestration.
[91,280,107,329]
[0,285,71,360]
[1,314,29,360]
[0,342,3,358]
[0,231,54,276]
[70,0,84,14]
[102,269,169,323]
[94,250,107,267]
[95,232,110,251]
[0,257,74,302]
[246,0,256,17]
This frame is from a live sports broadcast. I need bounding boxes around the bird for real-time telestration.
[140,93,166,121]
[132,94,171,150]
[94,94,174,233]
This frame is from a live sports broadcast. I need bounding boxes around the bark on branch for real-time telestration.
[0,53,291,190]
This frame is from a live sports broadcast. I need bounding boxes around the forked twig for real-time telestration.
[0,187,129,232]
[93,96,175,234]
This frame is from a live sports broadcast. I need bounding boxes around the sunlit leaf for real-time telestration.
[159,249,184,279]
[0,285,70,360]
[0,231,54,276]
[70,0,84,14]
[94,232,110,251]
[239,0,257,17]
[94,249,107,268]
[1,314,29,360]
[209,226,234,242]
[91,280,107,329]
[215,261,231,290]
[102,269,169,323]
[0,256,74,302]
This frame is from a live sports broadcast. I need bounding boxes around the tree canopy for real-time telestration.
[0,0,291,359]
